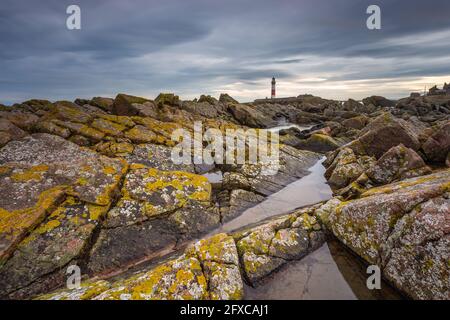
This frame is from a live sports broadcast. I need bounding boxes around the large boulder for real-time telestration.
[33,120,71,139]
[0,111,39,131]
[125,143,195,172]
[154,93,181,107]
[342,99,365,112]
[222,145,319,196]
[234,205,325,285]
[198,95,218,105]
[52,101,93,123]
[112,94,153,116]
[0,196,108,299]
[324,147,374,190]
[294,133,341,153]
[87,164,219,276]
[316,169,450,299]
[365,144,431,185]
[342,115,369,130]
[0,133,127,298]
[350,112,422,158]
[89,97,114,112]
[422,121,450,163]
[362,96,395,108]
[0,118,28,147]
[219,93,238,104]
[227,103,275,128]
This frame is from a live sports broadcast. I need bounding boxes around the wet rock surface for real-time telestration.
[0,93,322,299]
[39,233,243,300]
[233,205,325,285]
[317,169,449,300]
[0,92,449,300]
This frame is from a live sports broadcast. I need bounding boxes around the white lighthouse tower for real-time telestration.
[271,77,276,99]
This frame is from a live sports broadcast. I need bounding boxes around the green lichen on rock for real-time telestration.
[52,101,92,124]
[155,93,180,107]
[296,133,341,153]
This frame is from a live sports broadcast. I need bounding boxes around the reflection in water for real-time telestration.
[326,239,404,300]
[218,158,331,233]
[203,171,223,184]
[244,239,403,300]
[267,123,313,132]
[206,156,403,300]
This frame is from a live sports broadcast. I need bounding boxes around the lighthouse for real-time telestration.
[271,77,276,99]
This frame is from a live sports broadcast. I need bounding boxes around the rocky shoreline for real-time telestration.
[0,92,448,300]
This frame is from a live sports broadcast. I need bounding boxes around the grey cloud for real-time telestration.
[1,0,450,104]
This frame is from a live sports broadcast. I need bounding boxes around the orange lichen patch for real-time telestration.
[131,117,182,147]
[87,203,109,221]
[81,165,93,172]
[0,166,12,175]
[124,126,157,143]
[129,163,146,170]
[20,195,104,248]
[94,159,129,206]
[10,165,49,183]
[103,166,117,175]
[37,234,244,300]
[0,186,67,262]
[94,141,134,157]
[13,195,77,246]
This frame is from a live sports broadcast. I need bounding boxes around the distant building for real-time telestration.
[271,77,276,99]
[428,82,450,96]
[444,82,450,94]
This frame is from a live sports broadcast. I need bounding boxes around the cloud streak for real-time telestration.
[1,0,450,104]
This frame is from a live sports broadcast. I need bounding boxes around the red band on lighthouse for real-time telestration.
[271,77,276,99]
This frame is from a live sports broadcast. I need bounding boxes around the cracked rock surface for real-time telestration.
[1,93,449,300]
[316,169,450,300]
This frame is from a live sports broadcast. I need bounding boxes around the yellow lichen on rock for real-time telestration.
[0,186,67,262]
[36,233,244,300]
[123,166,211,214]
[91,118,126,137]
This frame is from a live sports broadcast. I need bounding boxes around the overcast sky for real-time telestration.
[1,0,450,104]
